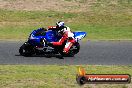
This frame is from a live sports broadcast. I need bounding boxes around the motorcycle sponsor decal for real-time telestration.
[75,34,85,41]
[76,67,131,85]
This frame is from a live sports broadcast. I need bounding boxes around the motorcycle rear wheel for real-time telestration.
[60,42,80,57]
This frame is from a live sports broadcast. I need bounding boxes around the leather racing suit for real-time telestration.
[48,26,75,54]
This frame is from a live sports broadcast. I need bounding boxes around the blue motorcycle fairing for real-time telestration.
[28,29,61,47]
[73,31,87,41]
[28,28,87,47]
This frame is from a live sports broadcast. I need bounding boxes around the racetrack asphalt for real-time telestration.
[0,41,132,65]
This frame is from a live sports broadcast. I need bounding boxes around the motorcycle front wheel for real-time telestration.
[19,42,35,57]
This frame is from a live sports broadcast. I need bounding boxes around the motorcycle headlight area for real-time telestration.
[29,34,39,40]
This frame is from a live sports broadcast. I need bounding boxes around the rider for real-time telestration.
[47,21,75,54]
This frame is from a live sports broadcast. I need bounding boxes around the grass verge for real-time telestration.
[0,8,132,40]
[0,65,132,88]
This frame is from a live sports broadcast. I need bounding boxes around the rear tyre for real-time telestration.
[61,42,80,57]
[68,42,80,57]
[71,42,80,54]
[19,42,35,57]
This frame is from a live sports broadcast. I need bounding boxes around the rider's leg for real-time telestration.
[63,39,75,54]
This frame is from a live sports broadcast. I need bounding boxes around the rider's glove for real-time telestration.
[42,38,53,46]
[46,41,53,46]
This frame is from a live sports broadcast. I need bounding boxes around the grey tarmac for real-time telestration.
[0,41,132,65]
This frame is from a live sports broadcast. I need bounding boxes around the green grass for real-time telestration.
[0,0,132,40]
[0,65,132,88]
[0,9,77,22]
[71,24,132,40]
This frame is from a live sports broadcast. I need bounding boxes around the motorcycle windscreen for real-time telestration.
[73,32,87,41]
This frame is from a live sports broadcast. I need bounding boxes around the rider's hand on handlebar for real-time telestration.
[43,38,53,46]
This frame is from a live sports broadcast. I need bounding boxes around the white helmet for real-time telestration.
[56,21,65,27]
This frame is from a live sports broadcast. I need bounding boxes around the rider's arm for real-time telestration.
[51,32,68,46]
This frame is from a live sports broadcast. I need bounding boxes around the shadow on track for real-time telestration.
[15,54,64,59]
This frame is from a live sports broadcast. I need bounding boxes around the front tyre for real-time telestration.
[19,42,35,57]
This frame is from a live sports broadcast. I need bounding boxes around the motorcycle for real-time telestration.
[19,27,87,57]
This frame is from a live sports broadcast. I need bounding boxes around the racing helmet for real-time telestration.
[56,21,65,28]
[56,21,65,34]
